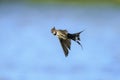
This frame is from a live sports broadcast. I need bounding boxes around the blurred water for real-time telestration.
[0,3,120,80]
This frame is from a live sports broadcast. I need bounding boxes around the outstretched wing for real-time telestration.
[59,38,71,57]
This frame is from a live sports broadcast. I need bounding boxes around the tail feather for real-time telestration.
[67,32,81,41]
[67,30,84,48]
[76,41,83,49]
[79,30,84,34]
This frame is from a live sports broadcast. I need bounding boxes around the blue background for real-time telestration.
[0,2,120,80]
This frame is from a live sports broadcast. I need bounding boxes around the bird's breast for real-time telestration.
[56,31,67,40]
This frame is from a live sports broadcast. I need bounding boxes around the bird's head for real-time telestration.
[51,27,57,35]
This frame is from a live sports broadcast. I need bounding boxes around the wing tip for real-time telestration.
[65,54,68,57]
[64,51,69,57]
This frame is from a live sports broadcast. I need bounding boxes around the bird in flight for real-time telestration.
[51,27,84,57]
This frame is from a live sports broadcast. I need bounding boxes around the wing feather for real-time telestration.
[59,38,71,57]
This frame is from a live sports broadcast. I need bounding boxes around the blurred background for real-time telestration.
[0,0,120,80]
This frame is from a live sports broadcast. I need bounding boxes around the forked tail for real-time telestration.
[67,30,84,49]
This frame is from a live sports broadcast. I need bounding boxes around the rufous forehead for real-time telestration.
[51,27,55,32]
[51,29,54,33]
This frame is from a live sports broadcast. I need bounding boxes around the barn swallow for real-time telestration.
[51,27,84,57]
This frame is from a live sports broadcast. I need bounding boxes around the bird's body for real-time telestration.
[51,27,83,57]
[55,30,68,40]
